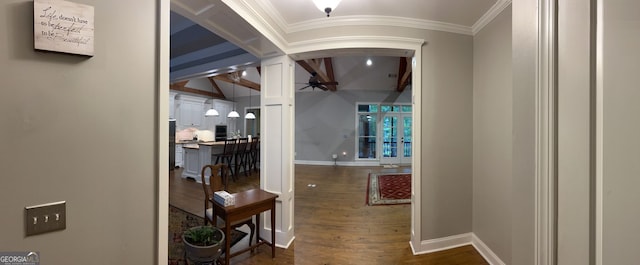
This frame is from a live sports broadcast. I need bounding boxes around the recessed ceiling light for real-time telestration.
[366,58,373,66]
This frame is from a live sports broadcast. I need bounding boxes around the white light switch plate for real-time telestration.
[25,201,66,236]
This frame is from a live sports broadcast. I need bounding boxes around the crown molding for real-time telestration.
[221,0,288,54]
[256,1,472,35]
[471,0,512,35]
[290,15,473,36]
[252,0,291,34]
[287,36,425,55]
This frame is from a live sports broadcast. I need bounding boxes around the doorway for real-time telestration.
[160,2,425,253]
[380,105,412,165]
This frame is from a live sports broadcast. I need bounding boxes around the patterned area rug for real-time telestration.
[366,173,411,206]
[169,205,247,265]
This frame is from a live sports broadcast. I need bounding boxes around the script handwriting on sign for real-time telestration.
[34,0,94,56]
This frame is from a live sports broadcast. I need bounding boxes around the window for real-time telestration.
[356,103,412,161]
[357,104,377,159]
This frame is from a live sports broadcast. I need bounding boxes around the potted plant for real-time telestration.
[182,226,225,263]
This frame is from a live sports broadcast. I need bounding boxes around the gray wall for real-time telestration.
[472,6,512,262]
[421,31,474,239]
[293,90,410,162]
[601,0,640,263]
[0,1,157,264]
[512,0,538,264]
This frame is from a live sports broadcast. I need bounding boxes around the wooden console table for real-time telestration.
[212,189,278,265]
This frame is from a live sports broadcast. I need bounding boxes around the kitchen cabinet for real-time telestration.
[180,143,222,184]
[177,95,207,128]
[211,99,233,126]
[175,144,184,167]
[179,101,203,128]
[182,146,200,178]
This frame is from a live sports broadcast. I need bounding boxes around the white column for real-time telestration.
[259,55,295,248]
[557,0,592,264]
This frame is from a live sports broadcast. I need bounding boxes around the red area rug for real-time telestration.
[366,173,411,206]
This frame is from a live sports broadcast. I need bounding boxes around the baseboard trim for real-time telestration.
[411,233,505,265]
[276,235,295,249]
[412,232,473,255]
[471,233,506,265]
[263,227,295,249]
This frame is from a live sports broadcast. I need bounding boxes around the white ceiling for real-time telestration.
[267,0,498,28]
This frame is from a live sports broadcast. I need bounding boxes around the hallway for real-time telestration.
[169,165,487,264]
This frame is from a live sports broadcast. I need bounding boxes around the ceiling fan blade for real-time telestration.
[299,85,310,90]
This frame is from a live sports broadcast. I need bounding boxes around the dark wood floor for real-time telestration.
[169,165,488,265]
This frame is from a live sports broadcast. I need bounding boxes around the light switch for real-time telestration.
[25,201,66,236]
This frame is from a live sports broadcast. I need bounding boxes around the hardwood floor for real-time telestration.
[169,165,488,265]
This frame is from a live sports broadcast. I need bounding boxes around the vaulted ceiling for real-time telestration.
[170,0,506,96]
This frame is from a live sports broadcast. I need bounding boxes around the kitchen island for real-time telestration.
[180,141,225,184]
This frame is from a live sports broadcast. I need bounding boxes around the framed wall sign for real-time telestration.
[33,0,95,56]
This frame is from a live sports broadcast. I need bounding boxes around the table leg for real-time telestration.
[225,221,231,265]
[254,214,260,246]
[271,201,276,258]
[256,213,260,246]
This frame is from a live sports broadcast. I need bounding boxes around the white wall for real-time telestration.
[0,1,158,263]
[473,6,512,263]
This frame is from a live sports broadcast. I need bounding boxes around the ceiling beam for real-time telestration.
[171,80,189,90]
[296,60,316,76]
[170,80,227,99]
[212,71,261,91]
[207,77,226,99]
[323,58,337,91]
[307,59,331,83]
[171,83,216,98]
[397,57,412,92]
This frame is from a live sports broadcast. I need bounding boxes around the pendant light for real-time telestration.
[227,81,240,118]
[244,88,256,119]
[205,80,219,117]
[205,108,219,117]
[312,0,341,17]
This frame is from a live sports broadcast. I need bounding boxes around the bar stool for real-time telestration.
[233,138,249,178]
[248,137,260,172]
[211,139,237,181]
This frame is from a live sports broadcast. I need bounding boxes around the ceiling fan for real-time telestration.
[297,72,339,91]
